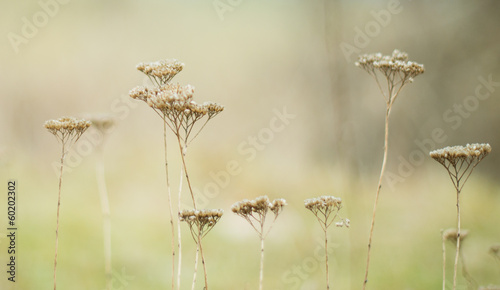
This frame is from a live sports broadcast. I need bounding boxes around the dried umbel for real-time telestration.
[130,83,224,145]
[232,196,286,290]
[356,50,424,290]
[44,117,91,146]
[87,114,115,135]
[430,143,491,191]
[305,195,349,290]
[179,209,223,241]
[355,49,424,106]
[432,144,491,290]
[443,228,469,245]
[231,196,287,234]
[45,116,91,290]
[136,59,185,86]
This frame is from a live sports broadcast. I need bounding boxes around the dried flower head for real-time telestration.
[430,143,491,191]
[129,82,224,145]
[44,117,91,146]
[304,196,349,230]
[489,244,500,257]
[179,209,223,240]
[87,114,115,135]
[355,49,424,106]
[231,195,286,238]
[443,228,469,245]
[136,59,184,86]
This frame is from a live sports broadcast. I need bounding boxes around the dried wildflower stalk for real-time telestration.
[232,196,286,290]
[45,117,91,290]
[88,114,115,290]
[179,209,223,290]
[130,59,224,289]
[304,196,349,290]
[355,49,424,289]
[431,143,491,290]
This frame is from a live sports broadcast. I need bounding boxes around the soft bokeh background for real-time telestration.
[1,0,500,289]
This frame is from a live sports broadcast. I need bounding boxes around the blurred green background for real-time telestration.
[1,0,500,289]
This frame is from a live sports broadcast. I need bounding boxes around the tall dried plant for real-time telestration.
[88,114,115,290]
[231,196,286,290]
[304,196,349,289]
[130,59,223,289]
[431,143,491,290]
[355,49,424,288]
[45,117,91,290]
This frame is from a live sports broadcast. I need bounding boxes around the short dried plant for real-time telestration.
[44,117,91,290]
[179,209,223,290]
[130,59,223,290]
[231,196,286,290]
[355,49,424,289]
[304,196,349,290]
[441,229,476,289]
[431,143,491,290]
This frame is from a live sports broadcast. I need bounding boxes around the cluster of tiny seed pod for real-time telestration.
[179,209,224,239]
[44,117,92,143]
[136,59,185,85]
[442,228,469,244]
[304,196,349,229]
[231,196,287,218]
[430,143,491,164]
[355,49,425,80]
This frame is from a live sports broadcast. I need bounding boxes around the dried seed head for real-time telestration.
[44,117,91,144]
[232,196,286,237]
[355,49,424,79]
[87,114,115,134]
[137,59,184,85]
[443,228,469,244]
[305,195,349,229]
[179,208,223,240]
[430,143,491,163]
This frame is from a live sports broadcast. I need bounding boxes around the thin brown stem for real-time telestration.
[96,146,112,290]
[325,228,330,290]
[54,144,65,290]
[177,137,196,209]
[177,166,183,290]
[363,106,391,289]
[442,230,446,290]
[192,241,200,290]
[199,234,208,290]
[453,190,461,290]
[163,122,175,290]
[259,235,265,290]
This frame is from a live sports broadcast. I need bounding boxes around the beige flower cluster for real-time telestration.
[430,143,491,164]
[136,59,184,85]
[443,228,469,244]
[355,49,425,80]
[44,117,91,143]
[130,64,223,143]
[305,195,349,229]
[179,209,223,238]
[231,196,287,217]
